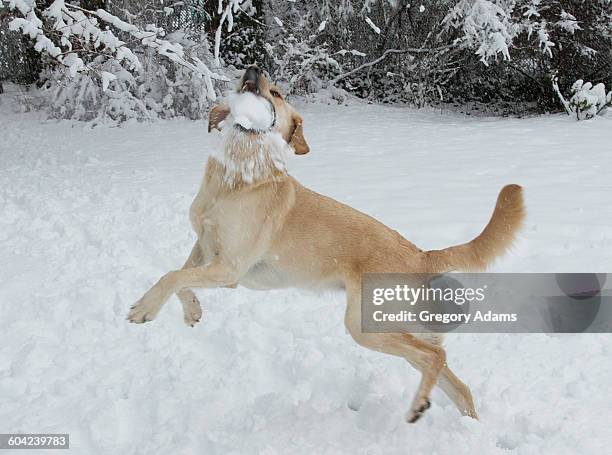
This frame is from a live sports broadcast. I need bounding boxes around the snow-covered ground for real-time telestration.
[1,97,612,454]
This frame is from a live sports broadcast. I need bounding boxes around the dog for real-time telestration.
[128,65,525,423]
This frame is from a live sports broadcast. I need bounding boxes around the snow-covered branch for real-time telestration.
[4,0,228,100]
[443,0,515,64]
[213,0,250,67]
[330,45,453,85]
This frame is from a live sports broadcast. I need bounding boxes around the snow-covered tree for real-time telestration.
[1,0,610,118]
[0,0,257,121]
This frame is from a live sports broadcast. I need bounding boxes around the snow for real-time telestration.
[229,92,275,131]
[557,10,580,34]
[101,71,117,91]
[219,128,291,186]
[219,92,289,185]
[6,0,35,15]
[365,16,381,34]
[1,98,612,454]
[95,8,139,34]
[570,80,611,119]
[4,0,226,103]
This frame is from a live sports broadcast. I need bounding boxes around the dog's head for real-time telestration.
[208,65,310,155]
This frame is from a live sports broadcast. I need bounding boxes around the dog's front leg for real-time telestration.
[176,241,204,327]
[128,262,239,324]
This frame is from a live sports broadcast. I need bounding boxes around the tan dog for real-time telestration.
[128,66,525,423]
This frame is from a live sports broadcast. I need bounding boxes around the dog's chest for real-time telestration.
[189,165,272,259]
[190,193,241,244]
[189,161,227,236]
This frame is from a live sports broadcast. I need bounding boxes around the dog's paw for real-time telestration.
[183,296,202,327]
[127,292,162,324]
[463,407,479,420]
[406,398,431,424]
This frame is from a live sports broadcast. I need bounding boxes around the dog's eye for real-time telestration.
[270,90,282,98]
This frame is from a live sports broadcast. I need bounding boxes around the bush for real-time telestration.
[553,77,612,120]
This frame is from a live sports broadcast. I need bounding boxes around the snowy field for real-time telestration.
[1,96,612,454]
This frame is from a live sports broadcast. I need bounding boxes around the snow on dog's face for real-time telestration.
[229,92,274,131]
[208,66,310,155]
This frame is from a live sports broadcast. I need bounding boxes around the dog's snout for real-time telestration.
[244,65,261,84]
[241,65,263,94]
[245,65,261,78]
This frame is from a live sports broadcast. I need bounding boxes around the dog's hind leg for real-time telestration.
[176,241,204,326]
[437,365,478,419]
[406,335,478,419]
[343,281,446,423]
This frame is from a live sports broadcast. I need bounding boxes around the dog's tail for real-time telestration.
[424,185,525,273]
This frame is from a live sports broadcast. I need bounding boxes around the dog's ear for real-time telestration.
[289,113,310,155]
[208,104,230,132]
